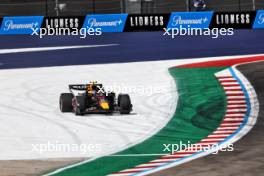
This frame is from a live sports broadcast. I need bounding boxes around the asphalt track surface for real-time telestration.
[0,30,264,69]
[149,61,264,176]
[0,158,86,176]
[0,31,264,176]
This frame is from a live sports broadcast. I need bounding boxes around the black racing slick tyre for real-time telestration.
[118,94,132,114]
[60,93,73,112]
[75,96,86,116]
[106,92,115,112]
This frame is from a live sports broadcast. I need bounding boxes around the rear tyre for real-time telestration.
[75,96,86,116]
[118,94,132,114]
[60,93,73,112]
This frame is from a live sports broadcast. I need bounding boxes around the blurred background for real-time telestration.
[0,0,263,17]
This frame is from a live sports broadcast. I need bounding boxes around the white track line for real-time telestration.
[0,44,119,54]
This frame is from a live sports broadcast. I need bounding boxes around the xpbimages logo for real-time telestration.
[163,26,234,39]
[30,27,102,38]
[163,141,234,154]
[31,141,102,155]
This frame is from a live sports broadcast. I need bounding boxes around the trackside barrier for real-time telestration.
[0,11,263,34]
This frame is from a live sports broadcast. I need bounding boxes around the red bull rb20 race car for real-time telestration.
[59,82,132,116]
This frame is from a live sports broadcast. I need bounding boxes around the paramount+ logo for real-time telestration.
[3,20,38,31]
[171,15,209,26]
[0,16,43,34]
[83,14,127,32]
[253,10,264,29]
[166,12,213,29]
[257,12,264,25]
[87,18,123,28]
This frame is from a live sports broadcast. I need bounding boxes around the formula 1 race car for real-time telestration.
[59,81,132,116]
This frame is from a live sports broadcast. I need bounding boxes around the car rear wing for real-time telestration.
[69,84,88,91]
[69,83,104,91]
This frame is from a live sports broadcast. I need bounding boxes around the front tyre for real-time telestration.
[60,93,73,112]
[106,92,115,112]
[118,94,132,114]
